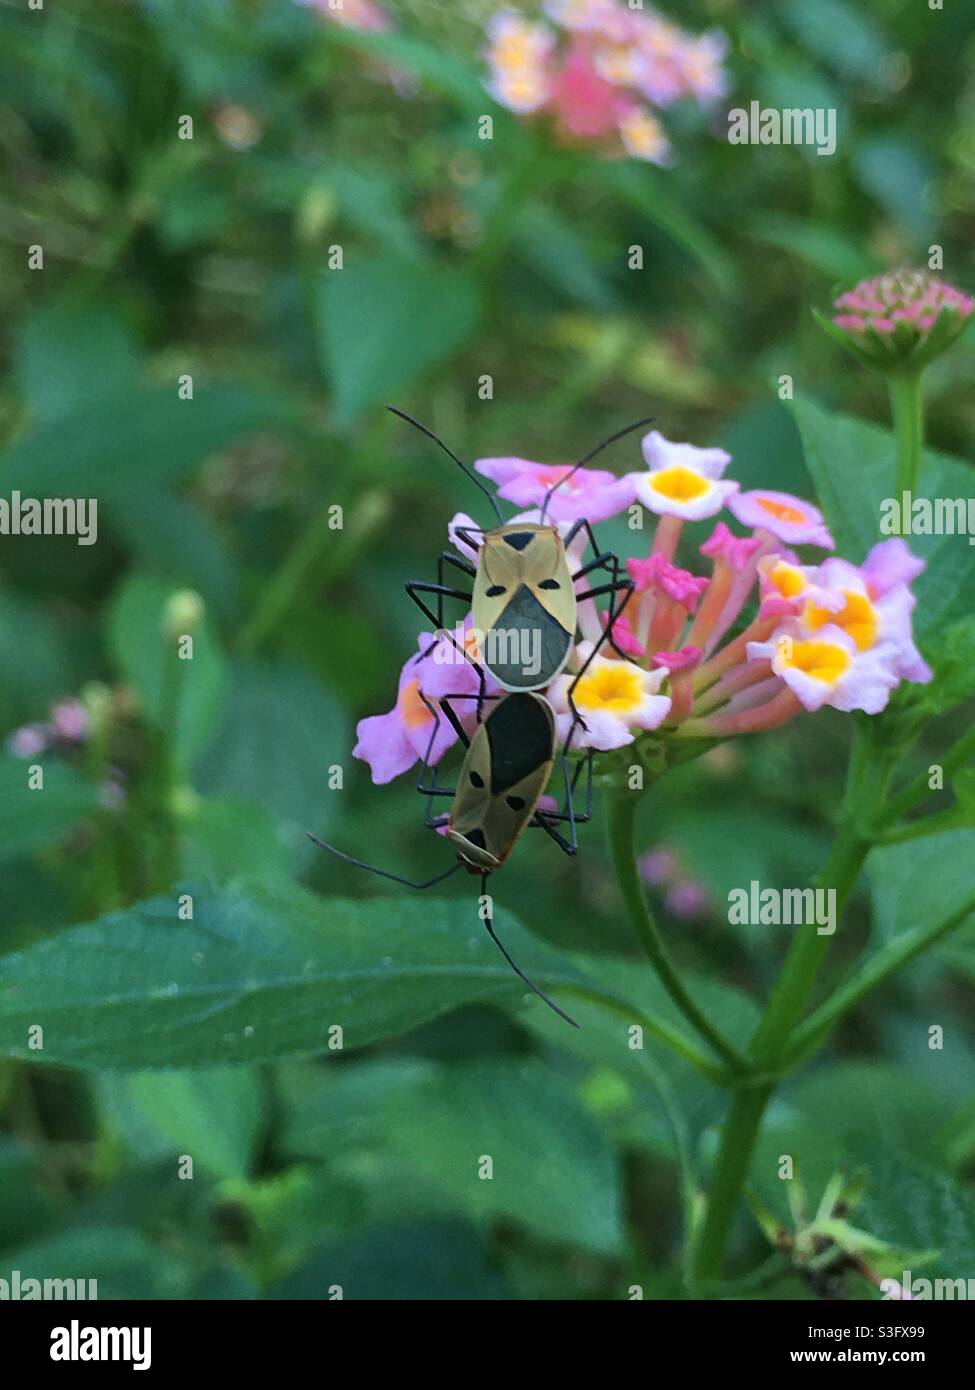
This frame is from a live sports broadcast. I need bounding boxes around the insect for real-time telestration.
[309,687,592,1027]
[389,407,648,742]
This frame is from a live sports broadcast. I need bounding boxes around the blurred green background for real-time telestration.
[0,0,973,1300]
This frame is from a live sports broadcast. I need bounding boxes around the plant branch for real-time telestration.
[784,889,975,1068]
[607,791,748,1074]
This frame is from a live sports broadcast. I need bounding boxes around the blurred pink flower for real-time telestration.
[484,0,730,163]
[5,723,50,759]
[51,698,91,744]
[473,456,636,523]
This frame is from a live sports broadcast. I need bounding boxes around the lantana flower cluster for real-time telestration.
[355,429,931,785]
[484,2,729,165]
[828,269,974,370]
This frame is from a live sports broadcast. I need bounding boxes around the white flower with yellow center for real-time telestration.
[630,430,739,521]
[800,555,930,683]
[486,11,555,113]
[549,643,672,750]
[748,620,900,714]
[616,106,671,165]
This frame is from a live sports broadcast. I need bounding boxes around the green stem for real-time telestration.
[607,792,748,1073]
[238,490,388,658]
[884,723,975,824]
[888,370,925,497]
[784,888,975,1068]
[691,721,886,1288]
[877,807,970,845]
[560,983,728,1084]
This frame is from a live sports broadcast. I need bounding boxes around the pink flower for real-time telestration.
[550,40,623,139]
[473,456,635,523]
[829,269,974,366]
[353,626,490,784]
[5,723,50,759]
[700,521,764,572]
[859,537,925,597]
[747,622,901,715]
[485,9,555,114]
[51,698,91,744]
[727,490,835,549]
[482,2,730,163]
[652,645,702,673]
[298,0,392,30]
[678,30,730,103]
[603,608,646,659]
[666,879,711,920]
[804,546,932,685]
[640,845,678,885]
[627,554,708,611]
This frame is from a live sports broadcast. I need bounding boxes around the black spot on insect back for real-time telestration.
[485,693,555,793]
[502,531,535,551]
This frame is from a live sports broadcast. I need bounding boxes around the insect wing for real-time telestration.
[448,693,556,869]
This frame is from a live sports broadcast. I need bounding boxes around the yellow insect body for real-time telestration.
[471,525,577,691]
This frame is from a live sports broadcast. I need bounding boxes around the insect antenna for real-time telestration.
[387,406,505,525]
[539,414,656,523]
[306,833,464,891]
[481,875,579,1028]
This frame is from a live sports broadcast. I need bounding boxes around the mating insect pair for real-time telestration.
[310,409,652,1025]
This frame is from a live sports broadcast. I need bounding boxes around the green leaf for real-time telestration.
[914,615,975,714]
[106,574,228,769]
[868,830,975,945]
[789,395,975,634]
[377,1057,623,1254]
[106,1068,262,1179]
[0,882,587,1069]
[317,259,482,425]
[15,303,140,423]
[0,756,99,865]
[104,491,240,621]
[750,1062,962,1223]
[747,215,873,283]
[0,384,295,497]
[854,1153,975,1281]
[322,27,485,109]
[6,1226,195,1300]
[780,0,890,83]
[192,660,348,832]
[853,138,933,243]
[181,797,302,880]
[0,593,67,712]
[594,162,734,294]
[270,1219,512,1300]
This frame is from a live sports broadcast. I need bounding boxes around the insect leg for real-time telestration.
[405,580,473,637]
[306,834,463,890]
[534,749,593,825]
[563,579,636,753]
[533,815,578,857]
[480,874,579,1028]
